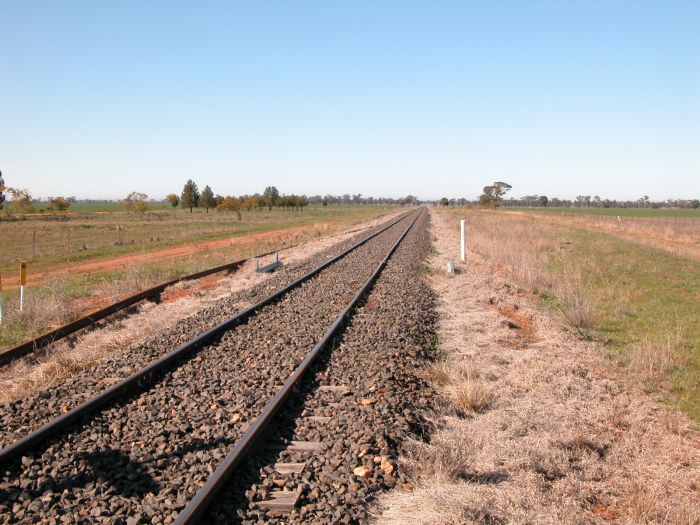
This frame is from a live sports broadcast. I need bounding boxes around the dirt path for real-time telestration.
[373,208,700,525]
[2,223,330,289]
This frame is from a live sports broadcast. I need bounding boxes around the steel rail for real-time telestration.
[0,212,396,366]
[0,209,418,466]
[0,257,254,366]
[173,208,424,525]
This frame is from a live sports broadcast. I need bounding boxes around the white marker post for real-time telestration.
[460,219,466,262]
[19,261,26,314]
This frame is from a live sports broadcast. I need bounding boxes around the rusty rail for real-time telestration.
[0,210,417,466]
[173,208,423,524]
[0,248,280,366]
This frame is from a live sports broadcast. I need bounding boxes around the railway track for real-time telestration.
[0,209,413,448]
[0,213,393,367]
[0,208,435,524]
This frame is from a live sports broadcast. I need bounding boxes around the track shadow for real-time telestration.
[0,447,160,504]
[0,434,251,511]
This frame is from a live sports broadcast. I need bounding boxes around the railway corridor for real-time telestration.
[0,209,438,524]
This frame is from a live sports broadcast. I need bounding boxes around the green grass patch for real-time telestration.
[544,228,700,419]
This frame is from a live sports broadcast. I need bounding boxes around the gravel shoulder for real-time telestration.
[372,208,700,525]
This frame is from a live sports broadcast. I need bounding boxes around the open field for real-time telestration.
[502,208,700,262]
[507,206,700,217]
[0,205,393,281]
[449,207,700,420]
[0,205,395,351]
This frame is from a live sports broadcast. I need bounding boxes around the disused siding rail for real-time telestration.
[0,248,280,366]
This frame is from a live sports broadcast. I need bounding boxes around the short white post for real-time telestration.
[460,219,466,262]
[19,261,27,314]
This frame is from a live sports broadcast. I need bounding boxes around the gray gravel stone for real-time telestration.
[0,212,432,524]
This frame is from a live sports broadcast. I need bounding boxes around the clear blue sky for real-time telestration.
[1,1,698,201]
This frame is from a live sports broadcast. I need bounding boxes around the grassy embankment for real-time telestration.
[0,205,394,350]
[450,207,700,420]
[507,206,700,217]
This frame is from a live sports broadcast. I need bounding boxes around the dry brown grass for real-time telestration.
[627,327,684,388]
[466,213,553,294]
[428,362,494,413]
[556,270,597,336]
[445,365,493,414]
[372,208,700,525]
[4,284,77,328]
[399,422,483,483]
[464,211,599,339]
[513,211,700,262]
[428,362,451,386]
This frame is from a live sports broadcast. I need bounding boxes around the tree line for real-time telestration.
[165,181,419,214]
[167,182,310,214]
[437,181,700,210]
[0,171,420,217]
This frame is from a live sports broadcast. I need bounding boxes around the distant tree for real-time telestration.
[322,197,329,206]
[478,186,494,207]
[0,171,5,210]
[166,194,179,208]
[691,199,700,209]
[538,195,549,207]
[242,195,260,211]
[491,182,512,207]
[8,188,35,213]
[478,182,511,208]
[263,186,280,210]
[439,197,449,206]
[123,192,149,214]
[214,194,225,206]
[181,179,200,212]
[48,196,71,212]
[217,196,239,211]
[217,196,242,220]
[201,185,216,212]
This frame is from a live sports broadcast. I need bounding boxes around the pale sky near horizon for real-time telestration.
[1,1,698,201]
